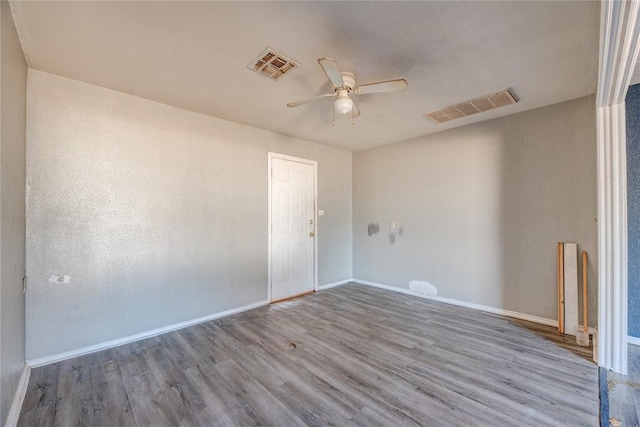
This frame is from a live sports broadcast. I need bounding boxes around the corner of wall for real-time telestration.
[0,1,28,424]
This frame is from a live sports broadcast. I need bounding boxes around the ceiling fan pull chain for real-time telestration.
[332,107,335,127]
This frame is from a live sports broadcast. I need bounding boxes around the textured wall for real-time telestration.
[353,96,597,324]
[627,84,640,338]
[26,70,352,360]
[0,2,27,424]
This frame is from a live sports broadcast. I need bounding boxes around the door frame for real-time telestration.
[267,152,318,303]
[595,0,640,374]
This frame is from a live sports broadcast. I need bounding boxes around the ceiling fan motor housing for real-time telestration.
[341,72,355,90]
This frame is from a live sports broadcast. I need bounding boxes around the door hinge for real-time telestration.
[23,276,27,294]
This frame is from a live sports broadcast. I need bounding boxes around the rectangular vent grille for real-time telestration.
[425,89,518,123]
[248,48,299,80]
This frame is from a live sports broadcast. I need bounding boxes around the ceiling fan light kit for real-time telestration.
[287,58,407,121]
[334,90,354,114]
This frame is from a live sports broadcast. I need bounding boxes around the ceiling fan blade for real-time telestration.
[354,79,408,95]
[318,58,345,88]
[287,93,336,107]
[347,100,361,119]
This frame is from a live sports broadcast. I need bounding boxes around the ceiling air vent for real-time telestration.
[248,48,299,80]
[425,89,518,123]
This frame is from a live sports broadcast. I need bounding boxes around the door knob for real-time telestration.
[309,232,315,237]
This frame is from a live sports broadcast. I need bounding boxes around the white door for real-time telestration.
[270,156,316,301]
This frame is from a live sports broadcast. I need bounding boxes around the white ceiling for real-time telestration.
[10,1,600,151]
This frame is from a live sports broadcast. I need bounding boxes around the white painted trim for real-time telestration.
[628,336,640,347]
[27,300,268,368]
[353,279,559,327]
[267,154,273,303]
[267,152,318,302]
[5,363,31,427]
[314,160,318,293]
[317,278,352,291]
[597,104,629,374]
[597,0,640,107]
[596,0,640,375]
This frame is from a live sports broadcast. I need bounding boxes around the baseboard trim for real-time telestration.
[317,278,353,291]
[628,336,640,346]
[352,278,559,327]
[5,363,31,427]
[27,300,269,368]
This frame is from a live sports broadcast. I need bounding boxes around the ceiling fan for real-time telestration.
[287,58,408,119]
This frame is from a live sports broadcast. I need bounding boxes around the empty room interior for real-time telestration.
[1,1,639,426]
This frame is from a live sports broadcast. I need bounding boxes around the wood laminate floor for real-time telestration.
[18,283,599,426]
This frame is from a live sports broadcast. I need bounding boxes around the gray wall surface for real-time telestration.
[26,70,352,361]
[353,96,597,325]
[0,2,27,424]
[626,83,640,338]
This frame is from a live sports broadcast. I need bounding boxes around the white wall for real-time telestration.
[25,70,352,361]
[353,96,597,324]
[0,2,27,424]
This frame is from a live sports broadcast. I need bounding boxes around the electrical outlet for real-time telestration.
[390,221,396,229]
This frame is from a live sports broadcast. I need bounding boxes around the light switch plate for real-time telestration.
[318,210,325,216]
